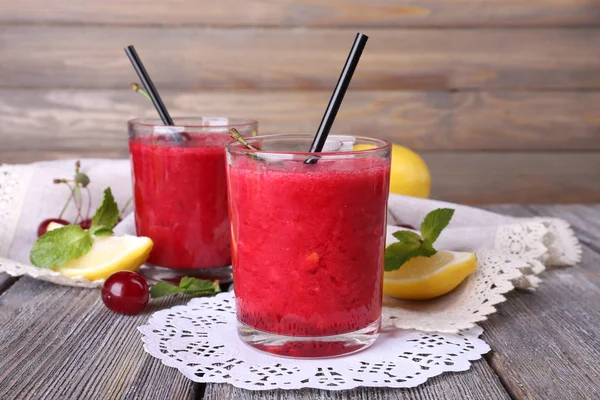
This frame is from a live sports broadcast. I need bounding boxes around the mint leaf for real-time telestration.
[392,230,422,244]
[92,228,114,237]
[150,277,221,299]
[30,225,93,268]
[384,241,421,271]
[150,282,184,298]
[420,208,454,244]
[420,239,437,257]
[180,277,215,292]
[90,188,119,235]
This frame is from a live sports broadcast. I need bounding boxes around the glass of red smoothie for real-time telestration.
[226,134,391,358]
[128,117,257,283]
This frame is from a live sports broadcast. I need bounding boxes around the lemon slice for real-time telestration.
[51,235,153,281]
[47,221,153,281]
[383,251,477,300]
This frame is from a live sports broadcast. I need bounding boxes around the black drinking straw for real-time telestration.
[124,45,183,143]
[305,33,368,163]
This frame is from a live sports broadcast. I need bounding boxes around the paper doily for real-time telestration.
[138,292,490,391]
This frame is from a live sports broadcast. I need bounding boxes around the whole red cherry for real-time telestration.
[37,218,70,237]
[102,271,149,315]
[79,218,93,230]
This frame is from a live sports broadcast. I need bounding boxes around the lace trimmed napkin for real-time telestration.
[0,159,581,332]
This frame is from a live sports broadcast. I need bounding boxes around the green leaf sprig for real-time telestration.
[150,277,221,299]
[30,188,120,268]
[384,208,455,272]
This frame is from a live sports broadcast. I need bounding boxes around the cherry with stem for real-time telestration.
[37,161,93,237]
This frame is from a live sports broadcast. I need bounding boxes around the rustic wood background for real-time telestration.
[1,1,599,203]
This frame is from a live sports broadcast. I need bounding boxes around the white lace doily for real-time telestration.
[138,292,490,391]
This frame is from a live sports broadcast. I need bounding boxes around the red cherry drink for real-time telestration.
[128,118,257,280]
[130,134,230,268]
[226,134,391,357]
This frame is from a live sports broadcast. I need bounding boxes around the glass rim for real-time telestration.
[128,116,257,129]
[226,133,391,157]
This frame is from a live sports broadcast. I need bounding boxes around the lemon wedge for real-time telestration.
[52,234,153,281]
[383,251,477,300]
[46,222,153,281]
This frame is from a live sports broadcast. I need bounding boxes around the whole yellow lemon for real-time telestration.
[389,144,430,198]
[354,143,430,198]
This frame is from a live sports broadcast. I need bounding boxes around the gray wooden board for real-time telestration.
[479,205,600,400]
[2,27,599,90]
[0,277,200,400]
[2,0,599,27]
[2,89,600,153]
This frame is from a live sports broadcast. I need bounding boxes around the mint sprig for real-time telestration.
[384,208,454,271]
[150,277,221,299]
[30,187,121,268]
[89,188,120,235]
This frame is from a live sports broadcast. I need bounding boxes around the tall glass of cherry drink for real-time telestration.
[129,117,257,283]
[226,134,391,358]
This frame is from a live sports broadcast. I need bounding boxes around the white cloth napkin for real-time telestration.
[0,159,582,331]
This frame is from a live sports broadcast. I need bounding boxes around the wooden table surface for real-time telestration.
[1,204,599,400]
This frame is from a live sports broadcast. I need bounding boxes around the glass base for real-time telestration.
[138,264,232,285]
[237,317,381,358]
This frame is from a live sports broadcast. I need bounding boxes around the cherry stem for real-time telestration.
[57,183,74,220]
[229,128,259,150]
[131,82,152,102]
[62,182,80,223]
[85,187,92,221]
[73,184,83,224]
[120,196,133,217]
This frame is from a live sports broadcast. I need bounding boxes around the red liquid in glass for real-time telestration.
[228,156,390,337]
[130,134,231,269]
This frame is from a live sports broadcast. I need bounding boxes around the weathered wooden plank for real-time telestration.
[0,277,198,400]
[1,27,599,90]
[1,0,599,27]
[1,89,599,152]
[2,150,598,204]
[423,152,600,204]
[452,91,600,151]
[204,358,510,399]
[478,205,600,400]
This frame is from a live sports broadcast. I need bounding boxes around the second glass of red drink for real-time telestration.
[226,134,391,358]
[128,117,257,283]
